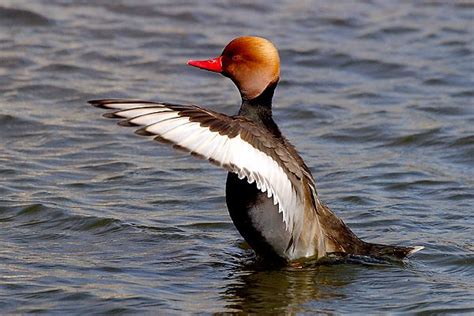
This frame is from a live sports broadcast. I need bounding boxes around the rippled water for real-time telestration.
[1,0,473,313]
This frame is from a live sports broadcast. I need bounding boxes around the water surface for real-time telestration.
[0,0,473,314]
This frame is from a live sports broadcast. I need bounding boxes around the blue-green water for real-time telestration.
[1,0,473,313]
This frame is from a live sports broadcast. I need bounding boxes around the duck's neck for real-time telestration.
[238,83,282,138]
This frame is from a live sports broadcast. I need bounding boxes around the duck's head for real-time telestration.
[187,36,280,100]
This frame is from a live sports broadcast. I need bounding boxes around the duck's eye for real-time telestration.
[232,55,242,62]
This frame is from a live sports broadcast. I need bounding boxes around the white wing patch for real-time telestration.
[94,101,306,243]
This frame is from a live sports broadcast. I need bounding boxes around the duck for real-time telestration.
[89,36,423,264]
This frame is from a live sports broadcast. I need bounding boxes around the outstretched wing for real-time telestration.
[89,99,317,244]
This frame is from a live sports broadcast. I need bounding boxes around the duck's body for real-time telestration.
[224,83,308,260]
[90,36,422,263]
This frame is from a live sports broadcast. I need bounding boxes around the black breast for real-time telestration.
[225,172,285,263]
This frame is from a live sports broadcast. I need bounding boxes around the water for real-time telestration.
[1,0,473,313]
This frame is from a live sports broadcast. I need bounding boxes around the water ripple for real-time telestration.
[0,0,472,314]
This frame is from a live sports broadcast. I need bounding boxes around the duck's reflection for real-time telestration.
[222,255,361,313]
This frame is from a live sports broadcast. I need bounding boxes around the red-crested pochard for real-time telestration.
[89,36,423,263]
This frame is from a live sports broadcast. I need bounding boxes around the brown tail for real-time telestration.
[317,202,424,261]
[358,242,424,260]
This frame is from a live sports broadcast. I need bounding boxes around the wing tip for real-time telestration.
[88,99,109,108]
[88,99,131,108]
[102,112,118,119]
[118,119,138,127]
[88,99,161,108]
[135,127,155,136]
